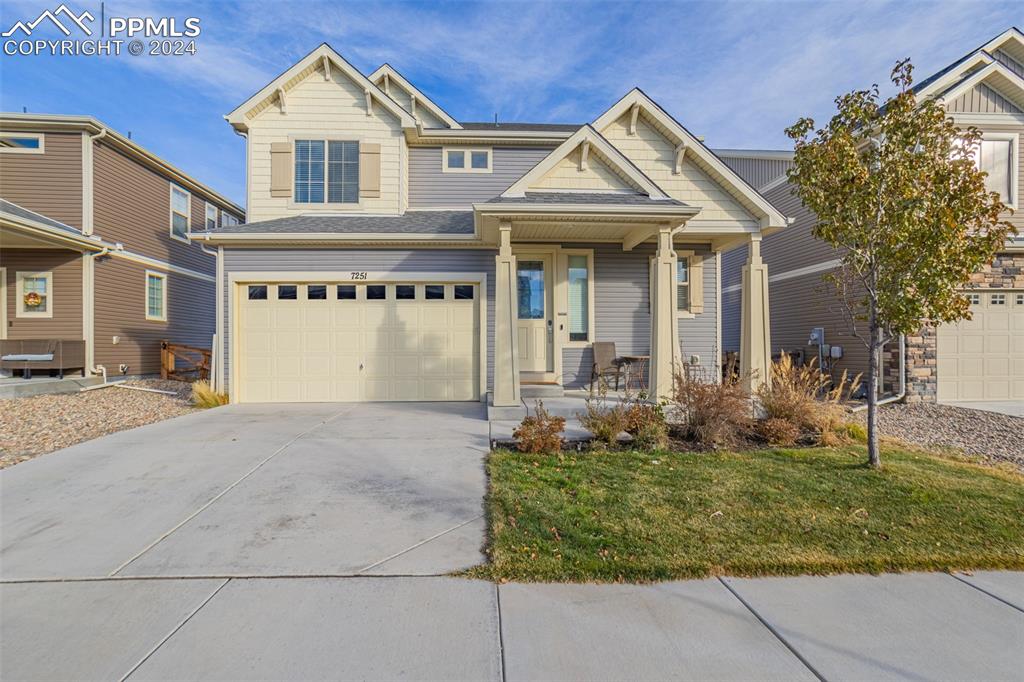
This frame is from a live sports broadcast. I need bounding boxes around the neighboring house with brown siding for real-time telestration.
[0,114,243,379]
[721,27,1024,405]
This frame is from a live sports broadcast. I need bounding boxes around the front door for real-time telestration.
[516,254,553,373]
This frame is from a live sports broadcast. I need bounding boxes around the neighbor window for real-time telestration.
[443,147,491,173]
[973,135,1018,207]
[295,139,359,204]
[0,132,43,154]
[170,185,190,240]
[16,271,52,317]
[567,255,590,342]
[205,203,218,230]
[676,260,689,311]
[145,271,167,321]
[220,212,240,228]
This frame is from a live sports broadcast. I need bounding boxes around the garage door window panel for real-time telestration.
[307,284,328,300]
[425,285,445,300]
[367,285,386,300]
[277,285,298,300]
[248,285,268,300]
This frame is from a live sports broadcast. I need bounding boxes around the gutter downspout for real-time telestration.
[852,334,905,412]
[85,245,109,382]
[200,238,223,394]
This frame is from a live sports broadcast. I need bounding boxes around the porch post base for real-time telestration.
[740,237,771,392]
[493,222,521,407]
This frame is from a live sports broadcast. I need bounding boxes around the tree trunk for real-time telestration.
[866,312,882,468]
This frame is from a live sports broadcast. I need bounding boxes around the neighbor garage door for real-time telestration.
[937,290,1024,401]
[236,281,480,403]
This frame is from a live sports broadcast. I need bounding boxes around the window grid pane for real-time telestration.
[447,150,465,168]
[471,151,488,169]
[24,276,48,312]
[295,140,325,203]
[147,276,164,318]
[328,141,359,203]
[677,260,690,311]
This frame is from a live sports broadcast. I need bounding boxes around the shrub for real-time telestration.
[513,400,566,453]
[757,417,800,446]
[192,381,229,408]
[578,390,629,447]
[670,367,752,447]
[622,392,668,450]
[835,420,868,444]
[757,354,859,441]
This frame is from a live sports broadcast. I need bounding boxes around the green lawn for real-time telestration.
[475,446,1024,582]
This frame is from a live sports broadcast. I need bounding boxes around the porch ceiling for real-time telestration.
[0,224,91,250]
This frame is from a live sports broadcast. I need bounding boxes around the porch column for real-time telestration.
[649,226,680,401]
[740,235,771,392]
[492,221,521,406]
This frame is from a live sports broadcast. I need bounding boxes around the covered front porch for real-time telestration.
[475,198,773,409]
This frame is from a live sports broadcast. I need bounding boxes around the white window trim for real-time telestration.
[220,211,239,227]
[16,270,53,318]
[290,137,362,208]
[442,147,492,174]
[560,248,596,348]
[145,270,168,322]
[169,184,191,243]
[977,132,1019,210]
[205,201,219,231]
[0,131,44,155]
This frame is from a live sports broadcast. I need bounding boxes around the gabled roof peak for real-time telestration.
[367,63,462,129]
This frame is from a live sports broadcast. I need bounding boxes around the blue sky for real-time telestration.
[1,0,1021,207]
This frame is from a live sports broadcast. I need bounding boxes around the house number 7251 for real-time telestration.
[350,272,367,280]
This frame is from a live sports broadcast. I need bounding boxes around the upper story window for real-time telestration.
[973,133,1018,208]
[220,212,239,227]
[170,185,190,241]
[295,139,359,204]
[0,132,44,154]
[205,203,218,230]
[443,147,491,173]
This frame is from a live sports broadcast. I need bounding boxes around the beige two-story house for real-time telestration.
[197,45,788,406]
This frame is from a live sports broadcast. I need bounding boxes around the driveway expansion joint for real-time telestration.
[355,513,485,574]
[949,572,1024,614]
[107,408,352,577]
[718,577,828,682]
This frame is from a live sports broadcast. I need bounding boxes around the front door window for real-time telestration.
[517,261,545,319]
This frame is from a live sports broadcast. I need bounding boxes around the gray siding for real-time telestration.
[718,155,793,190]
[561,242,718,388]
[408,146,554,208]
[993,49,1024,78]
[220,248,497,391]
[722,287,741,353]
[947,83,1022,114]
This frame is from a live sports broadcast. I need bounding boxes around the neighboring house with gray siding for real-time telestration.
[197,44,786,406]
[721,27,1024,404]
[1,114,243,378]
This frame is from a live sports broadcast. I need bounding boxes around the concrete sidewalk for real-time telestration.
[2,571,1021,680]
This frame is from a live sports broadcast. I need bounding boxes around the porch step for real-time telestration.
[520,383,565,399]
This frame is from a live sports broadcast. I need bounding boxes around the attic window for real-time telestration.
[972,133,1018,208]
[443,147,491,173]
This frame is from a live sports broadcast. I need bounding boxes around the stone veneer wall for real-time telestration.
[892,252,1024,402]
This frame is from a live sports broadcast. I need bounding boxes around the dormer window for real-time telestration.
[295,139,359,203]
[443,147,491,173]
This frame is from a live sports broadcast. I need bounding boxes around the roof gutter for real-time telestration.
[473,202,701,219]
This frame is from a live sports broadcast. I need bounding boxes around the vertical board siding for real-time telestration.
[0,132,83,228]
[718,156,793,190]
[93,256,215,375]
[93,143,217,274]
[1,249,83,339]
[408,146,554,207]
[561,242,718,387]
[993,49,1024,78]
[221,248,497,392]
[947,84,1023,114]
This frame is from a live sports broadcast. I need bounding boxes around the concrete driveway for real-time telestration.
[943,400,1024,418]
[0,402,489,580]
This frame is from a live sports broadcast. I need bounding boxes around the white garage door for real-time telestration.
[937,290,1024,401]
[237,281,480,403]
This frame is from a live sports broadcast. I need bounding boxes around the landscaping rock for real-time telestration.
[0,380,196,468]
[858,403,1023,471]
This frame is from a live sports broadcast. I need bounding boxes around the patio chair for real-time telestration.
[590,341,625,392]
